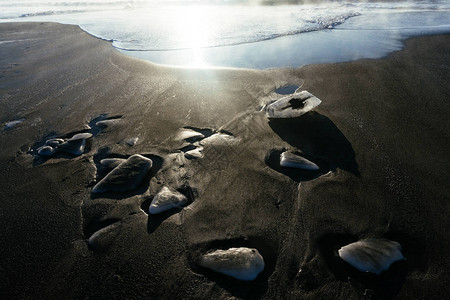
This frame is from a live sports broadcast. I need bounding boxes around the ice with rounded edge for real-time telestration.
[45,138,64,148]
[100,158,126,169]
[37,145,58,157]
[69,132,93,141]
[125,137,139,146]
[4,119,24,130]
[149,186,188,214]
[92,154,152,193]
[96,119,120,128]
[280,151,319,170]
[184,147,203,159]
[57,132,92,156]
[88,222,121,251]
[198,247,265,281]
[176,129,205,142]
[266,90,322,119]
[338,238,405,275]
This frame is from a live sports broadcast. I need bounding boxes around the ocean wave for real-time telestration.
[2,1,139,19]
[305,11,361,29]
[19,10,86,18]
[112,13,362,52]
[110,10,362,52]
[1,1,137,7]
[4,1,448,54]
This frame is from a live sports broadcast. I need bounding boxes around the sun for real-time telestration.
[169,5,212,68]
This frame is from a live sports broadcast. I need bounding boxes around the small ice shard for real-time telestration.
[149,186,188,214]
[280,151,319,170]
[37,145,57,157]
[184,147,203,159]
[125,137,139,147]
[198,247,265,281]
[92,154,152,193]
[100,158,126,169]
[338,238,405,275]
[176,129,205,143]
[88,222,121,251]
[81,124,92,131]
[45,138,64,148]
[58,132,92,156]
[4,119,24,130]
[266,91,322,119]
[96,119,120,128]
[69,132,93,141]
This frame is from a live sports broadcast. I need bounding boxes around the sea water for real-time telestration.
[0,0,449,69]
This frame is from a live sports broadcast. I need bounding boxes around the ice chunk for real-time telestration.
[184,147,203,159]
[338,238,405,275]
[176,128,205,143]
[69,132,93,141]
[58,132,92,156]
[100,158,126,169]
[266,91,321,119]
[280,151,319,170]
[37,145,57,157]
[198,247,265,281]
[4,119,24,130]
[92,154,152,193]
[45,138,64,148]
[149,186,188,214]
[96,119,120,128]
[125,137,139,147]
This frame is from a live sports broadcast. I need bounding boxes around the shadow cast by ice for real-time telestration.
[142,185,197,233]
[269,111,359,177]
[316,233,407,300]
[28,114,123,167]
[266,148,329,182]
[29,130,94,166]
[90,153,163,200]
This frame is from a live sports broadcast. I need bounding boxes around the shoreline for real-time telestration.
[1,22,450,299]
[115,27,432,69]
[4,13,450,70]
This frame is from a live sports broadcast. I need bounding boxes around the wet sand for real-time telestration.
[1,22,449,299]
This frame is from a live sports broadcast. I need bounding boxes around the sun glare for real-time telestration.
[170,5,212,68]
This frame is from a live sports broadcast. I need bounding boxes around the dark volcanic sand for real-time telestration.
[1,22,450,299]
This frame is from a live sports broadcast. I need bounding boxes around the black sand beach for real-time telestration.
[1,22,449,299]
